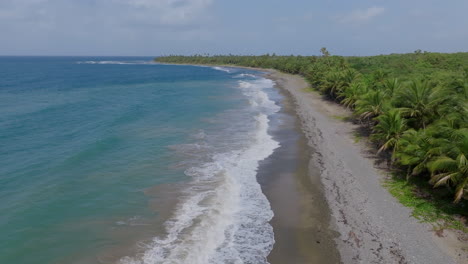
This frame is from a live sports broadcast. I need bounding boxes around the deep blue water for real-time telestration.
[0,57,280,264]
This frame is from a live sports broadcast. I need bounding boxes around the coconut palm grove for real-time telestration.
[156,51,468,210]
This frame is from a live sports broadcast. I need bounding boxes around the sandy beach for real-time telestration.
[262,70,465,264]
[256,79,341,263]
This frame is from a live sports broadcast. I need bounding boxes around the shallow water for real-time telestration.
[0,57,281,263]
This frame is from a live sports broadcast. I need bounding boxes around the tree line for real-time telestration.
[156,50,468,204]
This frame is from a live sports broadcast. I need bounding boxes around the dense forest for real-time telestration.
[156,51,468,206]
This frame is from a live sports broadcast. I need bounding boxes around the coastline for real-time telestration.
[256,76,341,263]
[155,62,466,263]
[261,69,464,263]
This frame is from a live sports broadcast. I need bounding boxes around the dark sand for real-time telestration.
[257,77,341,264]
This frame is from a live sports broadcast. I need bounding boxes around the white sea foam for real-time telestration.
[238,79,280,114]
[76,61,155,65]
[211,66,233,73]
[120,76,279,264]
[234,73,257,78]
[192,129,206,140]
[116,216,149,227]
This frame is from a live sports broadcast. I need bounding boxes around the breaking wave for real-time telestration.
[119,75,280,264]
[77,60,155,65]
[211,66,233,73]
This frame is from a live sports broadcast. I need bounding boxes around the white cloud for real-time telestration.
[336,6,385,24]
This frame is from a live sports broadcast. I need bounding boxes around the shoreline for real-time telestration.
[162,62,465,263]
[153,62,465,263]
[256,75,341,263]
[258,69,465,263]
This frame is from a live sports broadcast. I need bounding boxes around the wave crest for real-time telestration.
[120,76,279,264]
[76,61,155,65]
[211,66,233,73]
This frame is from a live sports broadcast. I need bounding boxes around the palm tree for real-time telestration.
[342,69,361,87]
[371,109,407,161]
[382,78,401,99]
[429,131,468,203]
[305,64,326,86]
[355,90,390,121]
[452,78,468,100]
[373,69,388,84]
[396,80,448,129]
[430,155,468,203]
[319,70,344,98]
[339,81,368,109]
[395,129,434,177]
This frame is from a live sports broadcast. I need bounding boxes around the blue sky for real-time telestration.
[1,0,467,56]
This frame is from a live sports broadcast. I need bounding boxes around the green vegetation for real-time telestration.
[156,50,468,226]
[385,175,467,231]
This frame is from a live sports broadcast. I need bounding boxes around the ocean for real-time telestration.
[0,57,282,263]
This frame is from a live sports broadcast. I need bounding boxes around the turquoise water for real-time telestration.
[0,57,281,264]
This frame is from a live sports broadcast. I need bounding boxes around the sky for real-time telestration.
[0,0,467,56]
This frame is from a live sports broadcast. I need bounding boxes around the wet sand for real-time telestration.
[257,77,341,264]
